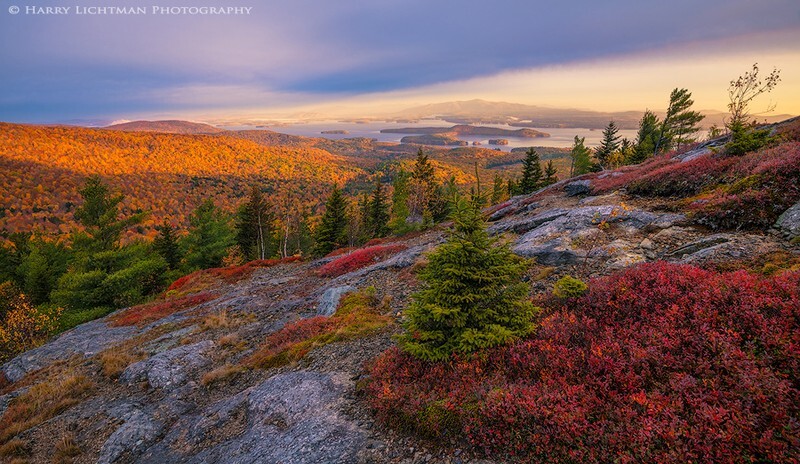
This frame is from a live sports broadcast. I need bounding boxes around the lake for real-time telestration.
[223,120,638,152]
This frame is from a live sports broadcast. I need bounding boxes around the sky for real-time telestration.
[1,0,799,123]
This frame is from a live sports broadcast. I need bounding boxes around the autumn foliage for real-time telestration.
[0,122,361,238]
[167,256,303,293]
[0,290,62,363]
[367,262,800,463]
[316,244,407,277]
[108,292,217,327]
[592,140,800,230]
[246,288,392,369]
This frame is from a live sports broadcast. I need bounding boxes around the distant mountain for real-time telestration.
[393,99,794,130]
[105,120,225,134]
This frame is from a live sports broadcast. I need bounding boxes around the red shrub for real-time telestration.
[368,262,800,463]
[692,143,800,229]
[109,291,217,327]
[317,244,407,277]
[626,154,739,197]
[590,154,676,193]
[168,256,303,292]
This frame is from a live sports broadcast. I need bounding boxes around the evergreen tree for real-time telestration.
[16,237,70,306]
[153,221,182,270]
[398,194,538,361]
[407,149,438,226]
[52,177,166,311]
[389,169,412,234]
[569,136,592,177]
[490,174,507,205]
[312,187,349,256]
[631,110,660,164]
[73,175,145,251]
[653,88,704,155]
[235,186,275,261]
[595,121,621,169]
[616,138,634,166]
[506,178,519,197]
[184,200,235,270]
[518,148,543,194]
[542,160,558,186]
[368,181,391,238]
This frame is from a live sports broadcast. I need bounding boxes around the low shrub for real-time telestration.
[367,262,800,463]
[167,256,302,294]
[551,275,588,299]
[246,287,391,369]
[690,142,800,229]
[108,291,217,327]
[201,363,247,387]
[317,244,407,278]
[0,373,93,443]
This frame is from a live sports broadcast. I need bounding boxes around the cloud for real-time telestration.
[1,0,799,121]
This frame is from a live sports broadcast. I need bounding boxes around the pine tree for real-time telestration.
[616,138,634,166]
[153,221,182,270]
[653,88,704,155]
[631,110,660,164]
[184,200,235,270]
[390,169,412,234]
[52,177,166,310]
[490,173,507,205]
[595,121,621,169]
[569,136,592,177]
[74,175,144,251]
[368,181,391,238]
[542,160,558,186]
[397,194,538,361]
[518,148,543,194]
[407,149,438,226]
[312,186,349,256]
[235,186,275,261]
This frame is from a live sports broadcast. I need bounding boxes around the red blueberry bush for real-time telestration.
[109,291,217,327]
[317,244,407,278]
[367,262,800,463]
[168,256,303,293]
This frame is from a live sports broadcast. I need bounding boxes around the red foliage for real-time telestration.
[245,316,338,368]
[691,143,800,229]
[317,244,407,277]
[589,154,677,193]
[168,256,303,292]
[109,292,217,327]
[368,262,800,463]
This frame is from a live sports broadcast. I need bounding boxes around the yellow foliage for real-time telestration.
[0,293,62,363]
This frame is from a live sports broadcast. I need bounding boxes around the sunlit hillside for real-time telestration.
[0,123,363,238]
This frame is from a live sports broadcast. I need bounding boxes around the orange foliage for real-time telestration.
[0,123,362,238]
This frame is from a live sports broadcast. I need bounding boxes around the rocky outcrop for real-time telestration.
[2,319,138,382]
[775,201,800,239]
[512,205,683,267]
[316,286,355,316]
[136,371,365,464]
[121,341,214,390]
[564,180,592,196]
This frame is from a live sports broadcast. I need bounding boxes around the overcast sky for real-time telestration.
[1,0,799,122]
